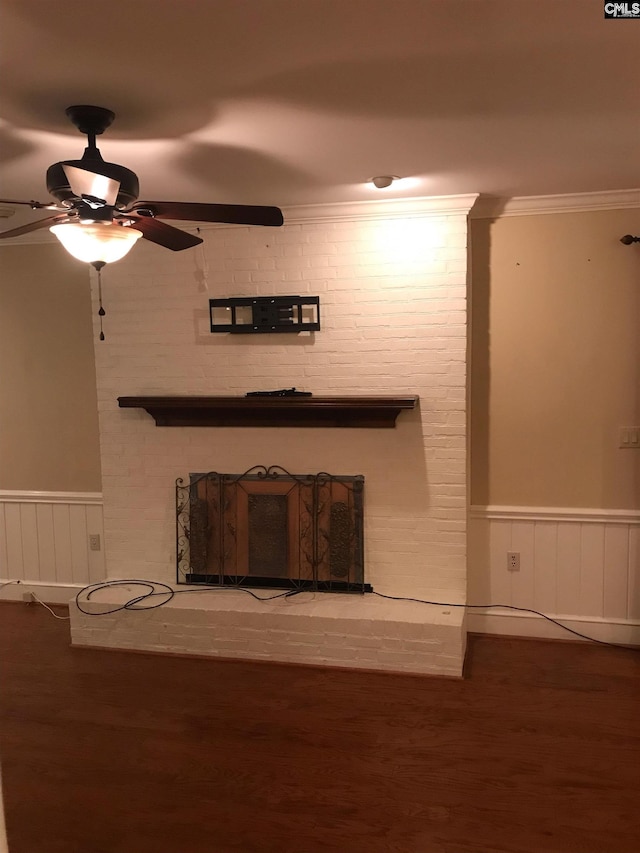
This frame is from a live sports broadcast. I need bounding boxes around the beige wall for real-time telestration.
[0,243,101,492]
[471,208,640,509]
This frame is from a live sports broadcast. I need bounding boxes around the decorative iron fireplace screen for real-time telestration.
[176,466,368,592]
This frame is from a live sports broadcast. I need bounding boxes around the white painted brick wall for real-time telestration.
[70,587,466,677]
[84,196,476,675]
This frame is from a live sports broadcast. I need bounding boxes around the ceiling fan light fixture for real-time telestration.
[50,222,142,264]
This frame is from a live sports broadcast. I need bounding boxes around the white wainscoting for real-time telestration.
[0,491,105,601]
[468,506,640,644]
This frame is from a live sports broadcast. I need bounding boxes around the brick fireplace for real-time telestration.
[69,195,477,676]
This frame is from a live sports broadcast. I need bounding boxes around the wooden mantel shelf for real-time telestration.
[117,395,419,429]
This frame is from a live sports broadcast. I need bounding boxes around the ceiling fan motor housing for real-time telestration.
[46,105,140,207]
[46,158,140,208]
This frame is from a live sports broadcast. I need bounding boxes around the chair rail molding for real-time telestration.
[0,490,103,505]
[470,505,640,525]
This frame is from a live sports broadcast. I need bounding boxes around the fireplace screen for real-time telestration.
[176,466,367,592]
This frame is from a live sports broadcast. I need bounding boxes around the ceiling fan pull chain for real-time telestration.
[194,228,210,292]
[92,260,107,340]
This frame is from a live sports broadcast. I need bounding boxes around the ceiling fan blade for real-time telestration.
[62,164,120,206]
[124,216,203,251]
[128,201,284,227]
[0,213,71,239]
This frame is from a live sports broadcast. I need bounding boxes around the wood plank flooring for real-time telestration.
[1,602,639,853]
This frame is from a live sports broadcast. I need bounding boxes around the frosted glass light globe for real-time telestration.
[50,222,142,264]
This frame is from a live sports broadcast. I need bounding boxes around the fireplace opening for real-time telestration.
[176,466,369,592]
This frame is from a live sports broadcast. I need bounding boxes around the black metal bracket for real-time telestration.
[210,295,320,334]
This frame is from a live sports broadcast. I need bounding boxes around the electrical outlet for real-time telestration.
[619,427,640,448]
[22,592,35,604]
[507,551,520,572]
[89,534,101,551]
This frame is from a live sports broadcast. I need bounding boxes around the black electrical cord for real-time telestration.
[74,579,295,615]
[72,580,640,652]
[371,591,640,652]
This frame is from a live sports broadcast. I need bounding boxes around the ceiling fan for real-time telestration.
[0,105,284,265]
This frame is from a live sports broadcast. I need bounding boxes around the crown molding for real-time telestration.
[0,195,480,245]
[471,188,640,219]
[281,194,480,224]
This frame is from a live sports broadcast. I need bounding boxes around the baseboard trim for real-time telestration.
[0,580,83,604]
[466,609,640,646]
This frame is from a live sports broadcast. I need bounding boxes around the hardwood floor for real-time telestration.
[1,602,639,853]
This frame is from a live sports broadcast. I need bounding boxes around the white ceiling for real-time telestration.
[0,0,638,230]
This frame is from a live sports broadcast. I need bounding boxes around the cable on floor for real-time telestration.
[29,592,71,620]
[0,580,70,620]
